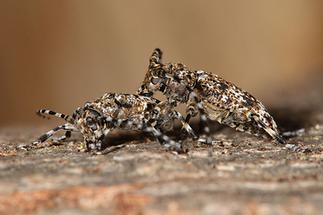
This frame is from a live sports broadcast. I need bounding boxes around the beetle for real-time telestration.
[20,93,196,153]
[138,48,285,145]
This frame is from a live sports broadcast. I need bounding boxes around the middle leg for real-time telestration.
[118,118,184,152]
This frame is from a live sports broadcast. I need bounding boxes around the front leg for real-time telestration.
[84,128,110,152]
[171,110,197,140]
[185,99,199,123]
[195,101,213,144]
[51,131,72,144]
[185,96,216,145]
[181,98,199,138]
[85,138,104,152]
[18,123,77,150]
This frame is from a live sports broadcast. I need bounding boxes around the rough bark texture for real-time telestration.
[1,81,323,215]
[0,115,322,215]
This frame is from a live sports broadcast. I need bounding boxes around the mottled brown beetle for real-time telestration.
[20,93,196,153]
[138,48,285,145]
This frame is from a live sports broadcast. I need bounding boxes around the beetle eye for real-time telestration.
[86,117,93,124]
[151,77,161,85]
[86,117,97,131]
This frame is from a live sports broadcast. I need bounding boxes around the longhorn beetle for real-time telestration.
[20,93,196,153]
[138,48,285,145]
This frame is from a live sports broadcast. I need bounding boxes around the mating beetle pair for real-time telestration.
[23,49,285,153]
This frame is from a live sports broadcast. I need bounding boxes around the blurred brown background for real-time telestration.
[0,1,323,126]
